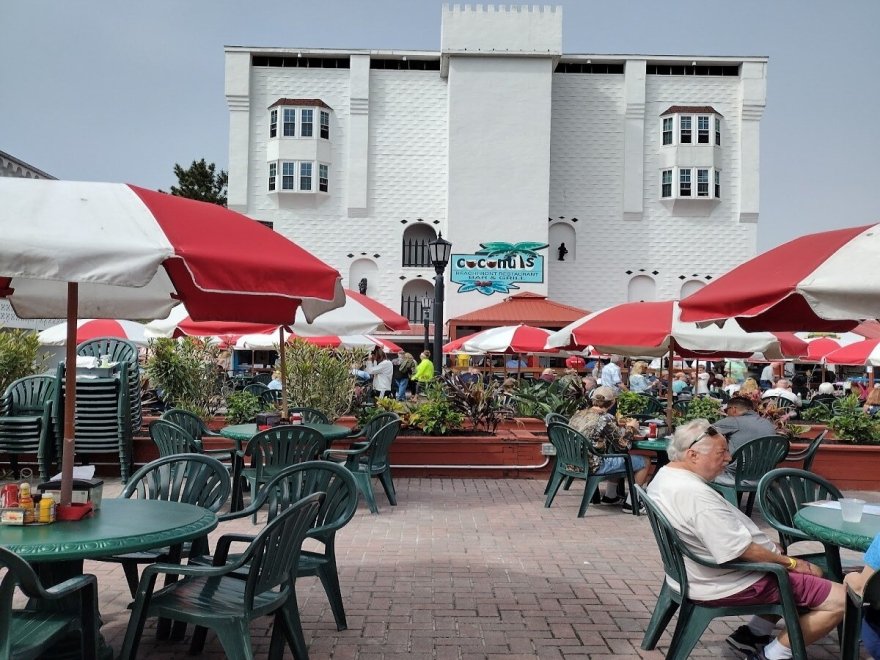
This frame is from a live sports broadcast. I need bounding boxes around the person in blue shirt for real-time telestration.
[844,533,880,658]
[505,354,527,370]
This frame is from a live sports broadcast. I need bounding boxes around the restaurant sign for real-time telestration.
[450,241,548,296]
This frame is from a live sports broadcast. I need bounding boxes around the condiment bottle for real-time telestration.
[19,481,35,524]
[38,492,55,523]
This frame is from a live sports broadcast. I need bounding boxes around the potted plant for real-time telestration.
[281,339,365,421]
[144,337,226,421]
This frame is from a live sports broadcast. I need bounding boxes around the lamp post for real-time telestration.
[421,293,432,353]
[429,233,452,376]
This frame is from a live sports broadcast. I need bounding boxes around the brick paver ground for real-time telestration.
[56,478,873,657]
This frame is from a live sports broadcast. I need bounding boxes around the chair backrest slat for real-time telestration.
[363,418,401,471]
[4,375,56,416]
[757,467,842,550]
[149,419,203,456]
[245,425,328,476]
[547,422,589,475]
[635,485,692,599]
[122,453,230,512]
[288,407,330,425]
[731,435,790,485]
[161,409,209,441]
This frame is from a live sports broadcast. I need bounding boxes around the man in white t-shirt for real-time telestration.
[599,355,626,394]
[646,420,844,660]
[762,379,803,408]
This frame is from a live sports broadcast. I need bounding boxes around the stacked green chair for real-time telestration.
[323,417,401,514]
[231,425,328,513]
[710,435,790,516]
[77,337,142,433]
[97,453,230,597]
[842,567,880,660]
[0,375,57,479]
[54,360,135,482]
[189,461,359,643]
[636,485,807,660]
[120,492,324,660]
[757,467,844,582]
[0,547,100,659]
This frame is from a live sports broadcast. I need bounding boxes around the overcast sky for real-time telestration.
[2,0,877,250]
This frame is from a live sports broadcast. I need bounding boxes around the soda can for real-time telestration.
[648,422,657,438]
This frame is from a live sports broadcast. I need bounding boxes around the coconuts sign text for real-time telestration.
[450,242,548,295]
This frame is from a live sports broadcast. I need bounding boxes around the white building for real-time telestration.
[224,4,766,328]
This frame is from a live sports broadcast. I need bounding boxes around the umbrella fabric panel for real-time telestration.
[342,290,410,331]
[460,325,557,354]
[0,179,344,323]
[678,223,879,331]
[824,338,880,366]
[38,320,150,346]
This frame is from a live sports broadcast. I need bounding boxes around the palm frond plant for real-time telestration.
[441,372,515,432]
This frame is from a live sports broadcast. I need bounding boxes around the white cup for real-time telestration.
[839,498,866,523]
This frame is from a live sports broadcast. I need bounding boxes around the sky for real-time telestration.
[2,0,878,251]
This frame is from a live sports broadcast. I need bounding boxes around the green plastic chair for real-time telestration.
[842,567,880,660]
[243,383,269,399]
[190,461,359,642]
[119,492,324,660]
[98,453,231,597]
[636,485,807,660]
[160,409,238,462]
[288,407,330,424]
[231,425,328,513]
[544,422,638,518]
[542,412,568,495]
[756,467,844,582]
[0,546,99,660]
[149,419,202,456]
[0,374,57,480]
[710,435,790,516]
[783,430,828,472]
[635,394,666,421]
[323,417,401,514]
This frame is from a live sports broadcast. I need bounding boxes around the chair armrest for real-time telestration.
[213,533,261,565]
[40,574,98,600]
[322,445,368,460]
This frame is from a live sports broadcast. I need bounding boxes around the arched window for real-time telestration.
[348,259,378,295]
[679,279,705,299]
[402,224,437,268]
[401,279,434,323]
[628,275,656,302]
[549,223,576,262]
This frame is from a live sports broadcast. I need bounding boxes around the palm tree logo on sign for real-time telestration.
[450,242,549,295]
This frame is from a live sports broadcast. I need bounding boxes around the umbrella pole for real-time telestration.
[61,283,78,507]
[666,340,675,430]
[279,327,288,420]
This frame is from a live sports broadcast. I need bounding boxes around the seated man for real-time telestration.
[762,378,802,407]
[712,396,778,485]
[458,366,481,387]
[648,420,844,659]
[843,533,880,659]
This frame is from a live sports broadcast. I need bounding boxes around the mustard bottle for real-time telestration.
[19,482,35,524]
[38,492,55,523]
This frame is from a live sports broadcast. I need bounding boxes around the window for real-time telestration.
[320,111,330,139]
[715,171,721,198]
[679,169,691,196]
[697,169,709,196]
[715,117,721,146]
[697,116,710,144]
[268,163,276,191]
[300,162,312,191]
[661,169,672,198]
[283,109,296,137]
[680,116,692,144]
[282,162,296,190]
[319,164,329,192]
[662,117,672,145]
[269,109,277,139]
[301,109,313,137]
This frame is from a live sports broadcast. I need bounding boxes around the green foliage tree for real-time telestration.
[144,337,226,420]
[167,159,228,206]
[0,328,45,394]
[282,339,364,421]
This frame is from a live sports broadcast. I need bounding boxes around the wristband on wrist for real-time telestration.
[786,556,798,570]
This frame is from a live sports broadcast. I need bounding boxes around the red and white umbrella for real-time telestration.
[235,333,402,353]
[0,178,344,505]
[38,319,150,346]
[824,338,880,367]
[545,301,807,358]
[444,324,557,355]
[679,223,880,332]
[146,289,408,339]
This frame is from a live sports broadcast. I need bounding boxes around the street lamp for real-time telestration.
[421,293,432,353]
[429,232,452,375]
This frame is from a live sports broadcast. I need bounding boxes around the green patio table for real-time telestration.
[0,498,217,658]
[633,437,670,471]
[220,422,353,444]
[794,505,880,552]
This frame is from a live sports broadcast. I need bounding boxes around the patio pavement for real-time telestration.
[80,477,869,658]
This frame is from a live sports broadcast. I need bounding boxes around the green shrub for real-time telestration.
[827,395,880,444]
[281,339,365,421]
[144,337,225,420]
[676,396,723,423]
[0,328,46,394]
[616,391,648,418]
[801,403,832,423]
[225,391,263,425]
[441,373,514,432]
[511,377,589,419]
[407,382,463,435]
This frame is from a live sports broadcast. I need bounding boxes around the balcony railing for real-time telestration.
[402,239,431,268]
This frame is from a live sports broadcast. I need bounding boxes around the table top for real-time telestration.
[794,505,880,552]
[633,438,669,452]
[0,499,217,562]
[220,422,352,443]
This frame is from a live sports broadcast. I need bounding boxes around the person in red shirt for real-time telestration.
[565,354,586,370]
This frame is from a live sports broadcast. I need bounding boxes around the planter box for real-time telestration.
[793,440,880,490]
